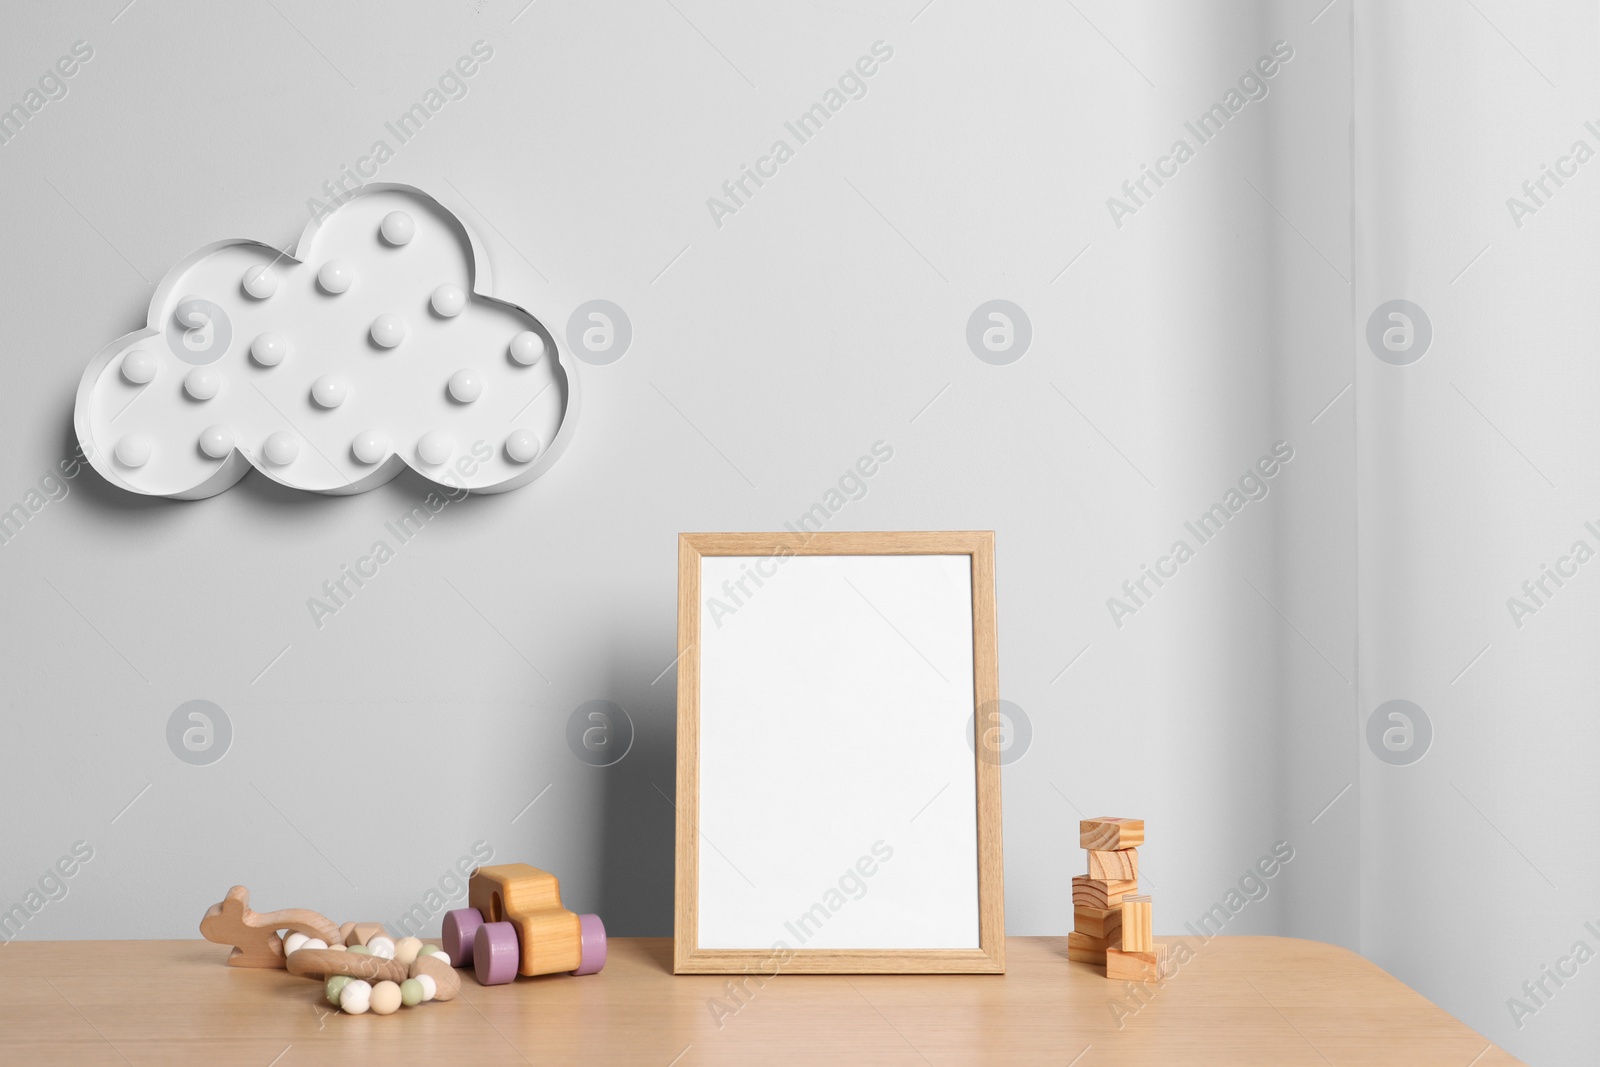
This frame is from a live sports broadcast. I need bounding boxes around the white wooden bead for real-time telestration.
[340,979,372,1014]
[417,974,437,1002]
[429,951,451,968]
[367,936,396,960]
[301,938,328,952]
[283,933,310,956]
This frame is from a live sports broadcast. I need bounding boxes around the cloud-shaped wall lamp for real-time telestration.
[74,184,577,498]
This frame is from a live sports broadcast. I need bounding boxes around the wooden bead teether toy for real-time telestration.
[201,868,600,1017]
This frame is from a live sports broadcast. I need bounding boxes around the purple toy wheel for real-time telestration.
[441,908,483,968]
[474,921,520,986]
[570,913,607,975]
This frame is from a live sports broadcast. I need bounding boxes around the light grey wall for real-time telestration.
[2,0,1363,1036]
[1357,3,1600,1064]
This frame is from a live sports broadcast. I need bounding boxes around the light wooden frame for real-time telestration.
[674,530,1004,974]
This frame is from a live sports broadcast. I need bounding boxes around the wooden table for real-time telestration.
[0,936,1522,1065]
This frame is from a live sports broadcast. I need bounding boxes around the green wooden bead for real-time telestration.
[326,975,352,1006]
[417,944,438,956]
[348,945,372,955]
[400,978,424,1006]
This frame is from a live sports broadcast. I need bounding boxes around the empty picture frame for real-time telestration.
[674,531,1004,974]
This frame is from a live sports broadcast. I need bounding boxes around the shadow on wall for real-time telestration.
[56,403,682,935]
[591,629,678,939]
[56,412,169,516]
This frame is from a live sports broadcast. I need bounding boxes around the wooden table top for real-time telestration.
[0,936,1522,1066]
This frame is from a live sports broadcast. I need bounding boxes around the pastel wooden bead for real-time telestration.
[370,980,402,1015]
[393,936,423,966]
[400,978,424,1007]
[367,936,396,960]
[416,974,437,1002]
[283,932,310,956]
[325,975,351,1006]
[301,938,327,952]
[339,979,372,1014]
[348,945,372,956]
[408,953,460,1001]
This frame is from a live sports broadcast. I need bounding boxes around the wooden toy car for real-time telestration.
[440,863,606,985]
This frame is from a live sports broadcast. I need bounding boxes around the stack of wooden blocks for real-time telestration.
[1067,816,1164,981]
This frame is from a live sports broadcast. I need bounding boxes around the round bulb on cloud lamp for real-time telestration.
[263,431,299,466]
[184,367,221,401]
[508,331,544,366]
[121,350,157,384]
[448,369,483,403]
[417,431,454,466]
[431,283,466,317]
[318,260,355,293]
[505,429,540,464]
[351,430,388,465]
[242,264,278,299]
[311,374,348,408]
[371,314,405,348]
[199,425,234,459]
[251,333,289,367]
[115,434,152,467]
[380,211,415,246]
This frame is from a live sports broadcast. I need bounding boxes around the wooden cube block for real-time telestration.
[1072,876,1137,909]
[1105,944,1166,983]
[1073,905,1122,940]
[1120,895,1152,953]
[1087,848,1139,881]
[1080,817,1144,851]
[1105,947,1156,982]
[1066,931,1108,965]
[1067,930,1115,953]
